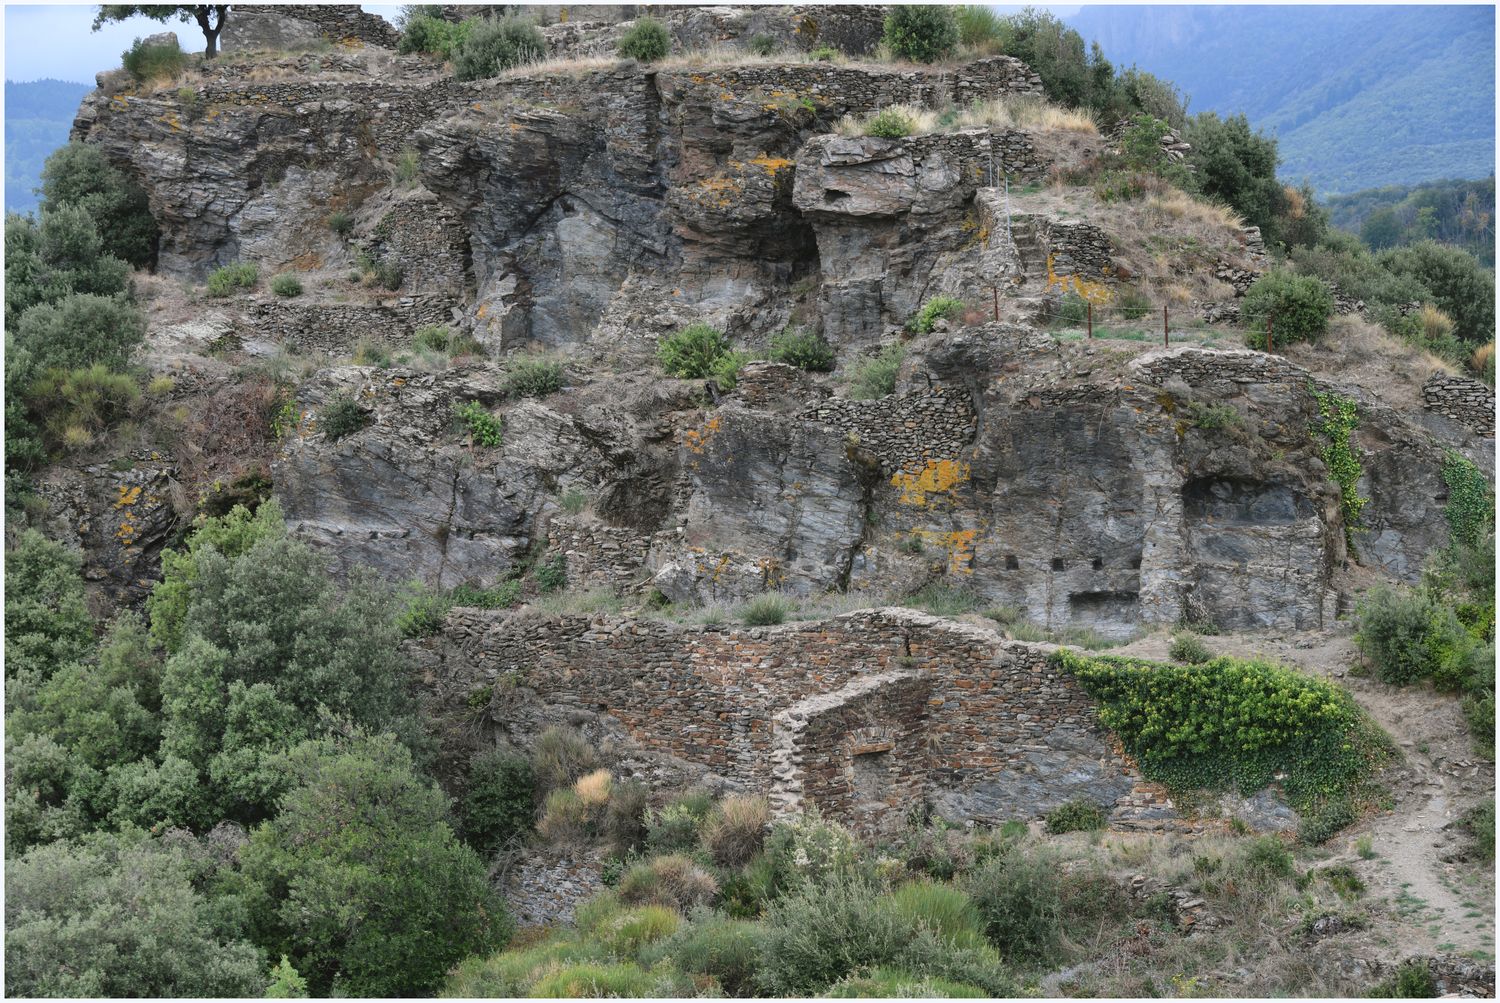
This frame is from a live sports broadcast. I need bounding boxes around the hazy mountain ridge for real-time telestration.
[1066,5,1495,195]
[5,78,93,215]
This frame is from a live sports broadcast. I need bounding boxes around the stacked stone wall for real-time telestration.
[423,606,1157,834]
[501,849,608,927]
[804,385,977,476]
[1422,372,1495,437]
[546,516,653,593]
[369,194,472,297]
[243,296,455,357]
[278,5,400,48]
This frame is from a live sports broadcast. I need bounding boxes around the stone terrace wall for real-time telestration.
[1423,372,1495,437]
[243,296,455,356]
[279,5,400,48]
[368,193,472,298]
[803,386,977,476]
[546,516,653,593]
[502,848,609,927]
[423,606,1158,835]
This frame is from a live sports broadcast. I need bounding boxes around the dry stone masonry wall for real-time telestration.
[1422,372,1495,437]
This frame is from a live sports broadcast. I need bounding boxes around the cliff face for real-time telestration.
[58,6,1493,642]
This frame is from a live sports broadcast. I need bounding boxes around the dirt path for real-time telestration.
[1113,627,1496,962]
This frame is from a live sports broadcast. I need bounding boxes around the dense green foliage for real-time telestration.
[1043,799,1106,835]
[460,747,536,856]
[657,323,735,383]
[269,273,302,298]
[242,733,510,996]
[1325,176,1496,267]
[452,16,546,81]
[863,107,915,139]
[506,355,565,397]
[6,829,267,997]
[882,6,958,64]
[1240,270,1334,348]
[4,529,96,681]
[849,343,906,399]
[95,4,230,57]
[40,142,158,268]
[769,326,836,371]
[121,34,188,81]
[1309,390,1368,549]
[206,261,258,297]
[1058,649,1391,820]
[618,16,671,62]
[1376,240,1496,347]
[398,12,471,59]
[913,295,966,334]
[453,400,503,447]
[320,393,369,441]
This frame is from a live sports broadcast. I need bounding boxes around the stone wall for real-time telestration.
[546,516,653,593]
[1422,372,1495,437]
[368,192,472,298]
[1030,216,1115,286]
[420,606,1167,835]
[803,385,977,477]
[278,5,400,48]
[243,296,457,357]
[501,848,609,927]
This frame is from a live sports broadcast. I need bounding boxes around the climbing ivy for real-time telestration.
[1440,450,1494,553]
[1310,388,1368,551]
[1057,649,1392,818]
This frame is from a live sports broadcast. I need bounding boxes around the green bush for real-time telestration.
[1044,798,1107,834]
[269,273,302,298]
[40,142,158,268]
[747,33,779,56]
[604,779,649,855]
[882,5,958,63]
[1240,270,1334,348]
[645,794,714,854]
[709,350,750,391]
[1462,801,1495,863]
[966,847,1064,964]
[1355,585,1478,687]
[1056,291,1088,325]
[1441,451,1495,554]
[1058,649,1391,814]
[763,813,859,888]
[864,107,916,139]
[397,13,470,58]
[4,530,95,682]
[617,854,719,912]
[618,17,670,62]
[531,726,600,796]
[442,934,603,997]
[657,323,731,380]
[206,262,258,297]
[888,878,987,949]
[647,913,767,997]
[1310,389,1368,549]
[769,326,836,371]
[914,295,966,333]
[533,552,567,594]
[507,356,565,397]
[1299,798,1356,845]
[15,293,145,373]
[462,747,535,856]
[809,45,839,61]
[24,364,141,454]
[327,211,354,236]
[1378,240,1496,347]
[956,5,1004,48]
[453,400,502,447]
[1169,632,1211,664]
[321,393,369,441]
[452,16,546,81]
[743,594,792,626]
[529,960,659,998]
[1369,960,1438,999]
[121,35,186,81]
[1116,286,1152,320]
[849,343,906,399]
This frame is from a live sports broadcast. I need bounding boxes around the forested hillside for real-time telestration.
[1067,5,1496,195]
[1323,177,1496,266]
[5,79,93,215]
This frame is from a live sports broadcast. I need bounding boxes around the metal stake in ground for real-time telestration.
[993,285,999,323]
[1163,304,1169,348]
[1087,300,1093,339]
[1267,314,1274,354]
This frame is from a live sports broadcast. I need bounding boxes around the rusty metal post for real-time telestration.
[993,285,999,322]
[1163,304,1169,347]
[1087,300,1093,339]
[1267,314,1274,354]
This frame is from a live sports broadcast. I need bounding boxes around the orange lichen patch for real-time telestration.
[114,485,143,509]
[749,154,793,174]
[158,114,182,132]
[1045,253,1113,304]
[681,415,723,455]
[290,251,322,270]
[476,303,489,319]
[891,458,971,506]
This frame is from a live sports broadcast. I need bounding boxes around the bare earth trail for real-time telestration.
[1114,628,1496,962]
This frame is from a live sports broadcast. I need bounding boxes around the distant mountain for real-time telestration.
[1323,176,1496,266]
[6,78,92,216]
[1066,5,1496,196]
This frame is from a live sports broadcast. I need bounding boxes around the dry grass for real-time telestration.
[574,768,613,806]
[836,95,1097,139]
[1472,341,1494,376]
[700,794,771,868]
[1142,189,1244,232]
[1281,312,1455,411]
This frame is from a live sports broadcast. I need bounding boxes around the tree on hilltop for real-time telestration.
[93,5,231,58]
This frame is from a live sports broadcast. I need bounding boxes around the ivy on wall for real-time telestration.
[1310,388,1368,552]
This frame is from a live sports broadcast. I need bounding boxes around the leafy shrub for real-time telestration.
[657,323,731,380]
[327,211,354,236]
[1169,632,1211,664]
[373,258,404,290]
[538,788,593,844]
[320,393,369,441]
[206,262,258,297]
[701,794,771,868]
[452,16,546,81]
[645,793,714,854]
[1310,389,1368,549]
[647,913,767,996]
[532,726,600,796]
[1058,649,1391,814]
[1462,801,1495,864]
[882,5,958,63]
[747,33,779,56]
[269,273,302,298]
[1187,401,1240,430]
[743,594,792,626]
[462,747,535,856]
[809,45,838,61]
[769,326,836,371]
[1044,799,1107,834]
[1240,834,1296,879]
[398,13,470,58]
[1299,797,1356,845]
[914,295,967,333]
[1441,451,1495,554]
[1369,961,1438,999]
[13,293,145,376]
[709,350,750,391]
[618,17,670,62]
[1355,585,1478,687]
[4,530,95,682]
[617,854,719,912]
[956,5,1004,48]
[534,552,567,593]
[849,343,906,399]
[40,141,158,268]
[24,364,140,455]
[966,847,1064,964]
[764,812,860,888]
[1241,270,1334,348]
[507,356,564,397]
[864,106,916,139]
[1056,291,1088,325]
[122,35,186,81]
[453,400,502,447]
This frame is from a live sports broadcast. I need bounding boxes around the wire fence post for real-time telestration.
[1163,304,1169,348]
[1266,314,1274,354]
[992,285,999,322]
[1087,300,1093,339]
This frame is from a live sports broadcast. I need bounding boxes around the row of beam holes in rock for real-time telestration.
[1003,555,1143,571]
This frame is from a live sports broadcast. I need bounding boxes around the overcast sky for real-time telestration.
[2,4,1080,84]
